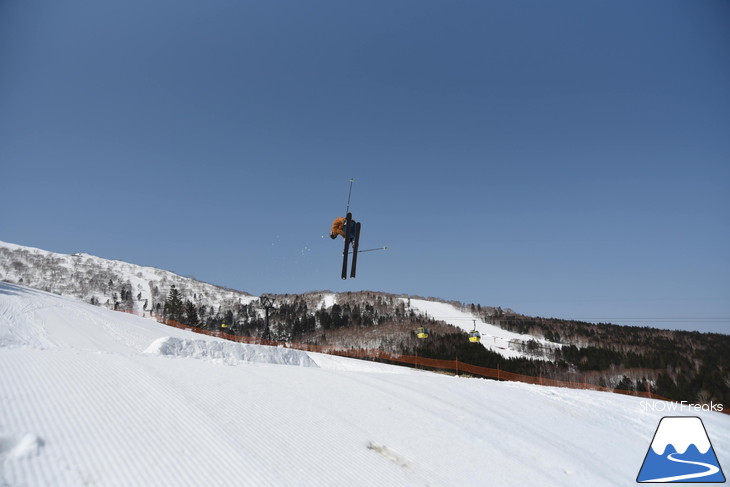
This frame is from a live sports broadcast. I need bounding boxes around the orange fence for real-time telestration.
[116,309,726,411]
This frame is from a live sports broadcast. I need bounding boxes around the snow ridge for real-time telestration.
[0,240,257,317]
[144,336,318,367]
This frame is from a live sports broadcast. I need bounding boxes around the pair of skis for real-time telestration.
[341,212,361,279]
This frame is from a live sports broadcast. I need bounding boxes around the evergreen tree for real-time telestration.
[164,285,185,323]
[616,375,635,391]
[184,300,199,326]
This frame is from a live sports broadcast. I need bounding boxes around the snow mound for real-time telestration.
[144,336,318,368]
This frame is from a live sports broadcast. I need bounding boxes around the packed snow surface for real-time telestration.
[1,282,728,486]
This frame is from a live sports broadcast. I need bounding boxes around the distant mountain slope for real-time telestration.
[0,240,257,316]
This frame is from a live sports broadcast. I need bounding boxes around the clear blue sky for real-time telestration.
[2,1,728,333]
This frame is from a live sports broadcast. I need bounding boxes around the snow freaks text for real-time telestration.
[640,401,724,413]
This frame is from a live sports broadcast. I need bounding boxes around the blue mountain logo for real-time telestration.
[637,416,725,483]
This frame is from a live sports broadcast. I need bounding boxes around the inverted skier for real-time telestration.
[330,213,360,279]
[329,216,356,240]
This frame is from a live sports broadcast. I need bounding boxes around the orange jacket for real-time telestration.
[330,217,346,238]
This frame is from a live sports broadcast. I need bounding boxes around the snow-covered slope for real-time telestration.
[2,282,728,486]
[0,240,257,316]
[404,298,559,359]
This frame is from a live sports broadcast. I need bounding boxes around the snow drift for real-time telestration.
[144,336,317,367]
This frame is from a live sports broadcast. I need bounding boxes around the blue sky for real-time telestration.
[1,0,728,333]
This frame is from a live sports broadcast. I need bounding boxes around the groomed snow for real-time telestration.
[1,282,728,486]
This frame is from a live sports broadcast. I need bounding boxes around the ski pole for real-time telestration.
[345,178,355,215]
[346,246,388,255]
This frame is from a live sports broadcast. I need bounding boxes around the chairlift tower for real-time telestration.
[260,295,276,341]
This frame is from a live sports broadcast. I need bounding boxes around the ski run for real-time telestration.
[1,282,728,486]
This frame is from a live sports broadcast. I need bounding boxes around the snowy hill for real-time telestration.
[404,298,559,359]
[1,282,728,486]
[0,240,257,316]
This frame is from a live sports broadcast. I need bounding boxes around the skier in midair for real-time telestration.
[329,181,387,278]
[331,179,364,278]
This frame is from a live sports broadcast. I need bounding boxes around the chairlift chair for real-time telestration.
[468,320,481,343]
